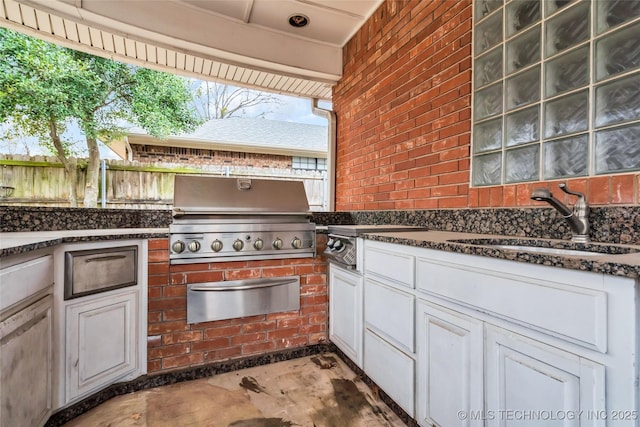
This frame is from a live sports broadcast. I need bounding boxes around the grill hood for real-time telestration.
[169,175,316,264]
[173,175,311,216]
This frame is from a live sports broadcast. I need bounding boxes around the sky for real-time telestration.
[0,84,330,159]
[241,92,330,126]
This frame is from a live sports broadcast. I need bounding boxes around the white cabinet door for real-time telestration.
[416,299,484,427]
[329,263,364,367]
[0,294,52,427]
[364,277,414,353]
[364,329,415,417]
[486,326,605,427]
[65,289,139,404]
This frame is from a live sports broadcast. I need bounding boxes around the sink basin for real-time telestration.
[447,238,639,257]
[488,245,604,257]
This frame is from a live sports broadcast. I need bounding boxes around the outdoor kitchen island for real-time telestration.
[4,205,640,426]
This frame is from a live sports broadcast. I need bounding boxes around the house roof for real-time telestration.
[115,118,328,159]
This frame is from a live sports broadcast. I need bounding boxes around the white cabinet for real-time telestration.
[414,248,636,427]
[415,299,483,427]
[485,326,605,426]
[364,328,415,415]
[415,252,608,352]
[362,240,417,417]
[54,240,147,408]
[0,295,53,427]
[329,263,363,367]
[64,288,139,401]
[0,249,54,427]
[361,239,639,427]
[364,242,415,289]
[363,277,416,415]
[364,277,414,353]
[1,250,53,310]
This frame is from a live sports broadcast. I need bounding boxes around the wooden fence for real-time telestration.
[0,155,327,210]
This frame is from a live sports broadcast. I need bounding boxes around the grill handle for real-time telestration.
[85,255,127,263]
[190,277,298,292]
[237,178,252,190]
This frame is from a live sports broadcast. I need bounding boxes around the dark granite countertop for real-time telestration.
[3,204,640,278]
[361,230,640,279]
[0,226,330,258]
[0,228,169,258]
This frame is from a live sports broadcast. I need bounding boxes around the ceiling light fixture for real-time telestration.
[288,14,309,28]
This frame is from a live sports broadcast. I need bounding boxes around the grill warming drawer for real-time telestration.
[64,246,138,300]
[187,276,300,323]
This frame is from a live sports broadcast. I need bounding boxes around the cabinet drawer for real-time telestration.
[364,241,414,289]
[65,246,137,299]
[364,329,414,416]
[416,257,607,352]
[0,252,53,312]
[364,278,414,353]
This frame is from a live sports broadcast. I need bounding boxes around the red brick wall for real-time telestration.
[146,236,328,373]
[332,0,640,210]
[131,144,292,169]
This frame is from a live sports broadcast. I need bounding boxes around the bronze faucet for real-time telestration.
[531,183,590,243]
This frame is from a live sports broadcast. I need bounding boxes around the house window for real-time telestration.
[168,146,187,155]
[472,0,640,186]
[292,156,327,171]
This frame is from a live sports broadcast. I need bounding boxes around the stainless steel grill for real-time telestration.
[169,175,316,264]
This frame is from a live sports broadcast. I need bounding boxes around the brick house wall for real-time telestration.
[332,0,640,210]
[131,144,292,169]
[146,236,328,373]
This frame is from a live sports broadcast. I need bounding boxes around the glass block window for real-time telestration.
[472,0,640,186]
[292,157,327,171]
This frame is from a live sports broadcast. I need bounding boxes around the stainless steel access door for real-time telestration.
[186,276,300,323]
[64,246,137,300]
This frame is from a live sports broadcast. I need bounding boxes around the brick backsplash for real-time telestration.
[332,0,640,210]
[146,236,328,373]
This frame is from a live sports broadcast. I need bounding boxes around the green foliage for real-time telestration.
[0,28,82,154]
[0,27,200,147]
[0,27,201,206]
[131,68,200,137]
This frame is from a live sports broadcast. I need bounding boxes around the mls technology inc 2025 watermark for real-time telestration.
[457,410,638,422]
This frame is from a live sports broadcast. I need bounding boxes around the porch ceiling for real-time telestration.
[1,0,383,100]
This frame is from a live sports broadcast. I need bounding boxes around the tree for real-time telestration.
[0,121,38,155]
[0,28,200,207]
[191,80,282,120]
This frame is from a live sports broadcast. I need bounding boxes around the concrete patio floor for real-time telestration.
[62,353,406,427]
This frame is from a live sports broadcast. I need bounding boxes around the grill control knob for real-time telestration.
[211,240,223,252]
[172,240,186,253]
[187,240,201,252]
[273,238,283,250]
[253,238,264,250]
[233,239,244,251]
[291,237,303,249]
